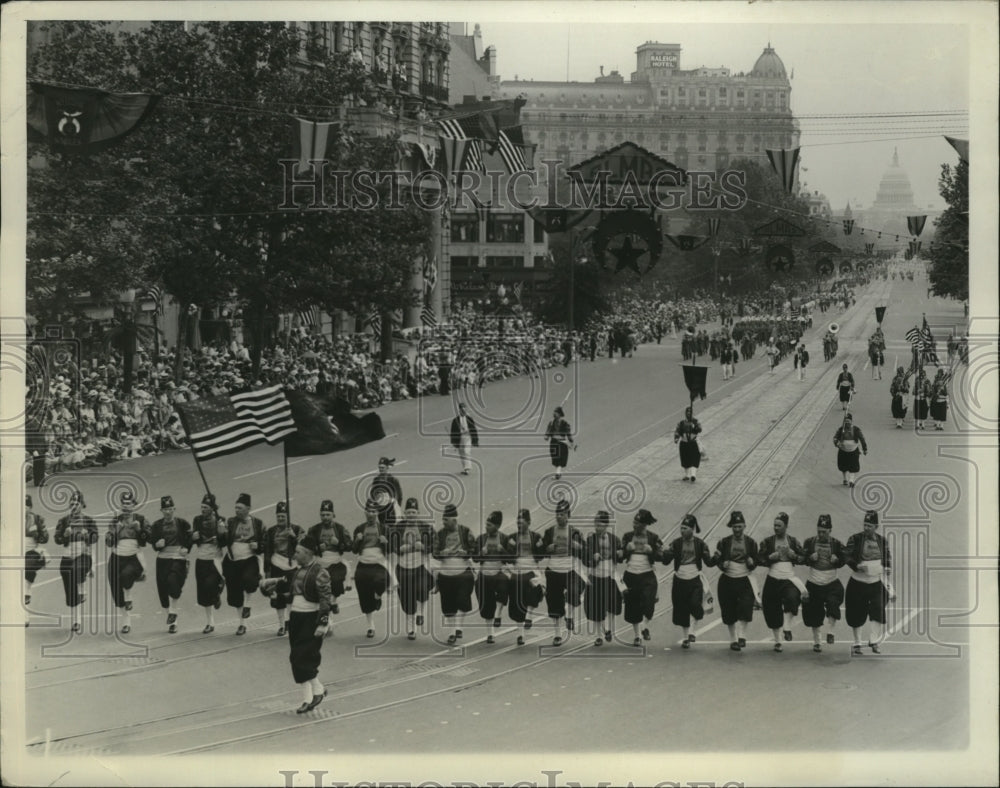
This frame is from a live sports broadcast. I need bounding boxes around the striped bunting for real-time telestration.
[497,129,527,174]
[764,147,800,194]
[420,305,437,327]
[174,386,295,462]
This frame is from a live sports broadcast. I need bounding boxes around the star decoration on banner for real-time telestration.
[610,236,646,274]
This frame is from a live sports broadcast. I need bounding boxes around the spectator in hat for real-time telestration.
[352,499,391,639]
[54,490,99,633]
[106,490,152,635]
[845,510,894,655]
[541,499,585,646]
[369,457,403,528]
[220,493,265,635]
[265,501,305,637]
[449,403,479,476]
[545,407,575,480]
[712,510,759,651]
[150,495,193,634]
[432,503,477,645]
[756,512,807,652]
[662,513,716,648]
[24,494,49,612]
[802,514,847,652]
[622,508,665,647]
[583,510,623,647]
[260,534,332,714]
[474,511,513,644]
[191,493,226,633]
[507,509,544,645]
[308,499,353,630]
[390,497,435,640]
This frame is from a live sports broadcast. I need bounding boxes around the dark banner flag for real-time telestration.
[682,365,708,401]
[907,215,927,237]
[843,219,855,236]
[283,390,385,457]
[765,147,800,194]
[875,306,887,325]
[27,82,159,154]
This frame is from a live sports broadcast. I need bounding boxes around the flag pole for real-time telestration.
[283,440,292,524]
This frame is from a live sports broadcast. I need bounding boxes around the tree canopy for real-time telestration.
[926,158,968,301]
[27,21,430,371]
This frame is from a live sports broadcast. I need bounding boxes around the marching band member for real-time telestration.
[673,406,703,483]
[265,501,304,637]
[352,499,391,639]
[544,407,575,480]
[889,366,910,428]
[845,510,894,655]
[24,494,49,610]
[369,456,403,528]
[54,489,98,633]
[801,514,847,652]
[150,495,192,634]
[106,490,151,634]
[712,511,759,651]
[507,509,544,645]
[308,499,352,628]
[583,510,623,647]
[390,497,434,640]
[433,503,477,645]
[541,499,585,646]
[621,509,664,647]
[474,511,512,644]
[756,512,806,652]
[835,363,855,411]
[930,368,949,430]
[220,492,265,636]
[834,412,868,488]
[261,535,332,713]
[190,493,225,633]
[662,514,715,649]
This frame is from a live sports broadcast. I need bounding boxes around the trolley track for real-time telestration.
[25,282,890,755]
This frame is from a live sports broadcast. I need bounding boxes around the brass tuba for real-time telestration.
[828,322,840,335]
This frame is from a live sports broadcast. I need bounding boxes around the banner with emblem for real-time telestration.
[27,82,160,155]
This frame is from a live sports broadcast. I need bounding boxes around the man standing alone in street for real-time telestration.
[450,403,479,476]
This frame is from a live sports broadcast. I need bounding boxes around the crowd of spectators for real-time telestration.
[25,276,867,482]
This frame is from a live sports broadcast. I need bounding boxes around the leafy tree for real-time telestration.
[27,21,430,374]
[927,159,968,301]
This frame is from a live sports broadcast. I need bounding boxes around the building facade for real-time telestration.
[499,41,800,177]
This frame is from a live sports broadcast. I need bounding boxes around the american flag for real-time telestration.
[174,386,295,462]
[437,116,486,173]
[296,307,318,327]
[142,285,163,315]
[421,305,437,327]
[365,310,382,340]
[905,326,922,346]
[497,129,527,175]
[512,281,523,302]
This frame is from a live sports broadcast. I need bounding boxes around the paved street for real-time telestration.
[14,270,989,785]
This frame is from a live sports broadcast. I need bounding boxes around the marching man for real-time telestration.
[150,495,193,634]
[24,494,49,612]
[835,363,855,411]
[834,412,868,488]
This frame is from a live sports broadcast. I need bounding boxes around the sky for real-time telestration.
[457,14,973,213]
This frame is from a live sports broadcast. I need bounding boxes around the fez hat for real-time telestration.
[634,509,657,526]
[236,493,251,507]
[864,510,879,525]
[320,499,335,514]
[487,510,503,527]
[443,503,458,518]
[160,495,175,509]
[276,501,288,514]
[681,513,700,532]
[727,511,746,527]
[405,497,420,511]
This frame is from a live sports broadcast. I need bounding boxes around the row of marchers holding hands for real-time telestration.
[24,489,895,657]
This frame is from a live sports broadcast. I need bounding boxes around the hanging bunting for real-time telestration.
[843,219,855,235]
[865,242,875,255]
[764,147,800,194]
[906,215,927,237]
[415,142,437,169]
[708,217,720,238]
[736,238,756,256]
[292,117,340,174]
[27,82,160,154]
[943,136,969,164]
[665,234,711,252]
[908,240,922,256]
[875,306,887,324]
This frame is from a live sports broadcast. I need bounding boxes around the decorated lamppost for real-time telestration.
[117,288,138,395]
